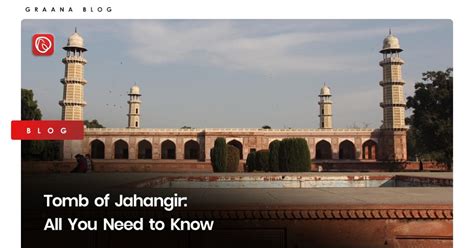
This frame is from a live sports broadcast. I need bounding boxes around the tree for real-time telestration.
[255,149,270,171]
[21,89,43,160]
[21,89,42,120]
[269,140,281,172]
[84,119,105,128]
[40,140,61,161]
[246,151,256,172]
[279,138,311,172]
[21,89,61,161]
[210,137,227,172]
[406,126,418,161]
[406,68,453,170]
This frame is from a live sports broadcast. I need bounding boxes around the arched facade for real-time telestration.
[184,140,200,160]
[227,139,243,159]
[339,140,356,160]
[64,33,408,163]
[161,140,176,159]
[77,128,405,163]
[90,139,105,159]
[315,140,332,160]
[114,140,129,159]
[362,140,378,160]
[138,140,152,159]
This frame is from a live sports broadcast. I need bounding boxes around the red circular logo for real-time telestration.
[32,34,54,56]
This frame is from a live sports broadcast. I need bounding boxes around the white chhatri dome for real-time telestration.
[380,30,402,53]
[64,28,86,50]
[320,84,331,96]
[130,85,140,95]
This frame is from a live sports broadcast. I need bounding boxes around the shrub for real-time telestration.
[211,137,227,172]
[255,149,270,171]
[278,139,289,172]
[210,147,215,165]
[279,138,311,172]
[226,145,240,172]
[268,140,281,172]
[246,151,256,172]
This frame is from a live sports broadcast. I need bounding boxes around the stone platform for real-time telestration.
[22,172,452,248]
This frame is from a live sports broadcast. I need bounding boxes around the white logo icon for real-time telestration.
[34,36,53,54]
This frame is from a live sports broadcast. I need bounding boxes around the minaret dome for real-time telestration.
[318,83,333,129]
[130,85,140,95]
[127,84,142,128]
[320,84,331,96]
[63,29,87,51]
[380,31,402,53]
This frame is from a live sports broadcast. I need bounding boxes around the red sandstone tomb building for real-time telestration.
[59,29,408,168]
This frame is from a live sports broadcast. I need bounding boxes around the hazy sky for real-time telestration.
[21,20,452,128]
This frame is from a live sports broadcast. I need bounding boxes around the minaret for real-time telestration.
[59,29,87,160]
[127,85,141,128]
[318,83,333,129]
[379,30,406,130]
[379,30,407,161]
[59,28,87,120]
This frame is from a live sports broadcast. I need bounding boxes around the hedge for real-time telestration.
[278,138,311,172]
[255,149,270,171]
[211,137,227,172]
[246,151,256,172]
[268,140,281,172]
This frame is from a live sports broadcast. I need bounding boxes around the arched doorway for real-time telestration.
[339,140,356,160]
[227,140,243,159]
[362,140,377,160]
[114,140,129,159]
[316,140,332,159]
[90,139,105,159]
[138,140,152,159]
[184,140,200,160]
[161,140,176,159]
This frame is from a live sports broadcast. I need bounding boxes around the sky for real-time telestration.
[21,20,452,129]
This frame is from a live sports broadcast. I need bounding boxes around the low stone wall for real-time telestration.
[22,160,448,173]
[92,160,216,173]
[317,161,401,172]
[128,174,452,188]
[22,160,216,173]
[317,161,449,172]
[404,161,449,171]
[130,174,393,188]
[394,175,453,187]
[22,161,76,173]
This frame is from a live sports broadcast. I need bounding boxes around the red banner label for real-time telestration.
[11,120,84,140]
